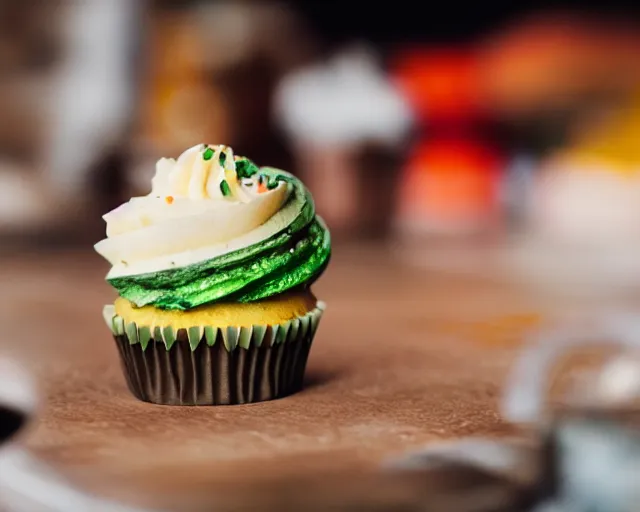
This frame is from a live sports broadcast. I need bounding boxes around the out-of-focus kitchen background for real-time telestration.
[3,0,640,270]
[4,3,640,507]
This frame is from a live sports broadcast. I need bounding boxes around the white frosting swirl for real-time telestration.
[95,144,290,271]
[151,144,252,202]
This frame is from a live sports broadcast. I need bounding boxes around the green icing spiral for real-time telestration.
[107,167,331,310]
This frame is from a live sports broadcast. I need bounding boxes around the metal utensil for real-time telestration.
[0,358,153,512]
[389,314,640,512]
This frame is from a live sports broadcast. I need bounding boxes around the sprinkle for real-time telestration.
[266,176,279,190]
[219,152,227,166]
[289,248,295,254]
[256,174,268,193]
[220,180,231,196]
[203,147,214,160]
[121,260,128,266]
[241,178,254,187]
[236,159,259,179]
[165,196,174,204]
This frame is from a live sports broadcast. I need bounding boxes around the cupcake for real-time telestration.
[533,96,640,244]
[274,45,413,237]
[95,144,330,405]
[508,97,640,291]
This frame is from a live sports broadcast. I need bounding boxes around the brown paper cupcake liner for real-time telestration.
[103,303,325,406]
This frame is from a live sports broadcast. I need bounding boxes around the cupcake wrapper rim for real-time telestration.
[102,302,325,352]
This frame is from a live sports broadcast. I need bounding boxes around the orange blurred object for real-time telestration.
[476,12,640,116]
[393,13,640,120]
[138,12,231,154]
[391,49,483,124]
[397,138,503,233]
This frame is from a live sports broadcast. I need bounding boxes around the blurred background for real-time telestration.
[4,2,640,506]
[3,0,640,279]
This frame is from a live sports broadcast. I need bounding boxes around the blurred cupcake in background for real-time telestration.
[274,45,413,239]
[533,93,640,244]
[509,93,640,291]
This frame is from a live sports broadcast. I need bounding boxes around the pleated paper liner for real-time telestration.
[102,303,325,406]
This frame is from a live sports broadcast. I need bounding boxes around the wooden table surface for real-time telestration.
[0,241,629,509]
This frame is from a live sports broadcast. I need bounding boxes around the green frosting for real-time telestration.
[107,166,331,310]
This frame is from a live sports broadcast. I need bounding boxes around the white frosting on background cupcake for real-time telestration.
[531,93,640,244]
[274,46,413,146]
[533,158,640,243]
[505,153,640,292]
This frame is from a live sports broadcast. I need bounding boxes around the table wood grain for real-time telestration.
[0,241,612,509]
